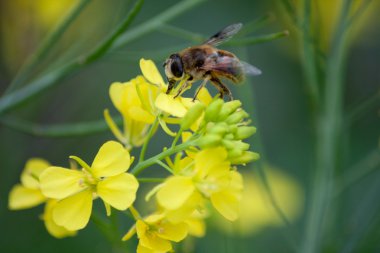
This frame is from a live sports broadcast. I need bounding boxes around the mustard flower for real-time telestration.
[39,141,139,231]
[8,158,76,238]
[212,166,304,236]
[156,147,243,221]
[123,213,188,253]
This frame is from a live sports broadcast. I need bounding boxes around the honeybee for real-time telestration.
[163,23,261,101]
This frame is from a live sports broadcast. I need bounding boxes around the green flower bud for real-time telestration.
[221,139,235,150]
[204,99,224,122]
[217,100,242,120]
[226,110,249,124]
[234,126,257,140]
[208,122,229,136]
[227,148,243,159]
[229,151,260,165]
[180,103,205,130]
[196,134,221,148]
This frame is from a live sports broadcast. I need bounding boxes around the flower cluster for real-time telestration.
[8,59,259,252]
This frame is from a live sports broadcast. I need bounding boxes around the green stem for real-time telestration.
[4,0,92,95]
[0,0,207,116]
[139,118,159,162]
[159,24,205,43]
[171,128,183,148]
[112,0,207,49]
[237,13,275,36]
[156,160,174,174]
[302,1,353,252]
[0,115,122,137]
[226,30,289,46]
[334,149,380,197]
[137,177,165,183]
[131,140,195,176]
[300,0,320,111]
[0,0,144,115]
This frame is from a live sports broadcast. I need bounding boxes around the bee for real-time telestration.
[163,23,261,101]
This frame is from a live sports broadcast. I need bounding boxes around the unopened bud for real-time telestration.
[229,151,260,165]
[208,123,229,136]
[227,148,243,159]
[217,100,242,120]
[181,103,205,130]
[226,110,249,124]
[196,134,221,148]
[204,99,224,122]
[234,126,257,140]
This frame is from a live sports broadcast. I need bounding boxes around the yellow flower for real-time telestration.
[106,76,158,148]
[106,59,211,139]
[8,158,48,210]
[39,141,139,231]
[43,200,77,238]
[123,213,188,253]
[156,147,243,221]
[8,158,76,238]
[212,166,304,236]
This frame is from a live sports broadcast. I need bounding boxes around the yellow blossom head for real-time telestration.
[39,141,139,231]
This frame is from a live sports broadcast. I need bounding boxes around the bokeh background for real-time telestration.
[1,0,379,252]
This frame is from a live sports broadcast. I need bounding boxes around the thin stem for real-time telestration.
[4,0,92,95]
[171,128,183,148]
[159,24,205,43]
[131,140,196,176]
[112,0,207,49]
[300,0,320,111]
[155,160,174,174]
[334,149,380,197]
[0,0,207,116]
[237,13,275,36]
[137,177,165,183]
[139,118,159,162]
[302,1,353,252]
[0,115,122,137]
[0,0,143,115]
[226,31,289,46]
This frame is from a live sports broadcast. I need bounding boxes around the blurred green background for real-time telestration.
[1,0,379,252]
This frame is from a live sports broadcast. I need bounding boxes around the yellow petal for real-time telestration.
[109,82,137,117]
[186,218,206,237]
[210,190,240,221]
[156,176,195,210]
[194,147,228,176]
[97,173,139,210]
[39,167,85,199]
[157,221,188,242]
[140,59,165,88]
[128,106,155,123]
[196,87,212,105]
[8,184,46,210]
[155,93,188,118]
[91,141,131,178]
[43,200,77,238]
[21,158,50,189]
[53,190,93,230]
[136,220,172,252]
[165,192,203,223]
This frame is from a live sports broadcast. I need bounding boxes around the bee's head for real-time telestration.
[163,54,184,80]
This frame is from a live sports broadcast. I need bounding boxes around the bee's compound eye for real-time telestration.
[170,56,183,78]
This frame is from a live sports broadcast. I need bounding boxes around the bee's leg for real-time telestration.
[173,80,189,99]
[192,76,210,102]
[166,79,176,94]
[210,77,233,101]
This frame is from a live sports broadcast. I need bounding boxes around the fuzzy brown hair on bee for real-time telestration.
[163,23,261,101]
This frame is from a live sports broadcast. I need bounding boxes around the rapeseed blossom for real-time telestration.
[8,158,76,238]
[39,141,139,231]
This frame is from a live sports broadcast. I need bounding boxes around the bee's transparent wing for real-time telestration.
[241,61,262,76]
[203,23,243,47]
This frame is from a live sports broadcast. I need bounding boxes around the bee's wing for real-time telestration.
[240,61,262,76]
[202,23,243,47]
[201,56,261,83]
